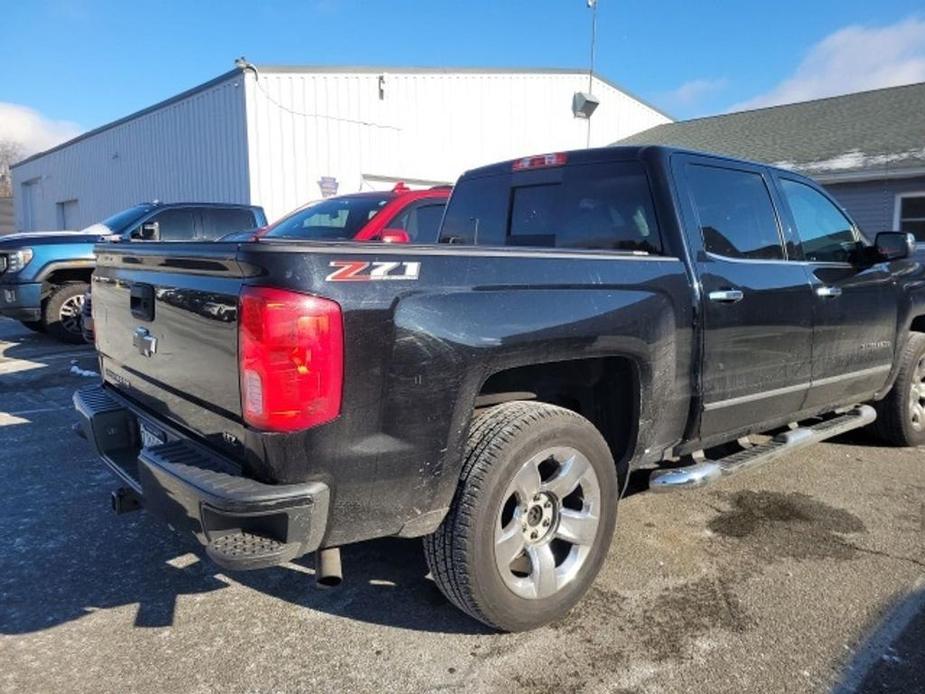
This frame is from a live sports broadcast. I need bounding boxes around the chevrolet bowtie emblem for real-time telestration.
[133,326,157,357]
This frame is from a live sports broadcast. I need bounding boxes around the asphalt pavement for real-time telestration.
[0,318,923,693]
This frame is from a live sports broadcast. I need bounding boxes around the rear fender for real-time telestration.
[384,286,685,531]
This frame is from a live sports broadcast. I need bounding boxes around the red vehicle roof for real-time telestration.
[256,183,451,242]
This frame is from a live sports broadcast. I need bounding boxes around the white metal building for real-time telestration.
[12,65,671,230]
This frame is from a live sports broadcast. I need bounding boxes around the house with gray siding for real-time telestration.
[617,81,925,240]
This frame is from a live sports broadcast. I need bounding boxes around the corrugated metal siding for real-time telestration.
[0,198,13,235]
[826,176,925,234]
[245,70,670,221]
[11,76,249,231]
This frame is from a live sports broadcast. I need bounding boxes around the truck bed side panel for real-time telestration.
[240,244,692,544]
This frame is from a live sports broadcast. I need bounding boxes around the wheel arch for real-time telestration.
[37,261,94,292]
[474,354,644,490]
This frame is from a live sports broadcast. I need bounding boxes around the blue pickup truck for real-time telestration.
[0,202,266,342]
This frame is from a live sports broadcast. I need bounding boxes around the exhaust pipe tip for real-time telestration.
[111,487,142,514]
[315,547,342,588]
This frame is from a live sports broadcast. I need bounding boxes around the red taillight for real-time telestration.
[239,287,344,432]
[512,152,568,171]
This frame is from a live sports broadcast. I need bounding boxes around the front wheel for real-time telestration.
[43,282,88,344]
[424,401,618,631]
[873,332,925,447]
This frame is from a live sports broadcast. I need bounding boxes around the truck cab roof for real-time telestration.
[463,145,816,185]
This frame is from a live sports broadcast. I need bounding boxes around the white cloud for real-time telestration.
[665,78,729,107]
[0,103,82,159]
[732,17,925,111]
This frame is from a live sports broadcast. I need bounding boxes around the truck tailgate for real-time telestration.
[93,244,246,439]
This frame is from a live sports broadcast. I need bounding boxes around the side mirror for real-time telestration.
[874,231,915,261]
[379,228,410,244]
[131,221,160,241]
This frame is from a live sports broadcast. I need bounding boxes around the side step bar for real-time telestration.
[649,405,876,493]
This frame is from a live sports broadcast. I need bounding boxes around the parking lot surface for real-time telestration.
[1,317,923,694]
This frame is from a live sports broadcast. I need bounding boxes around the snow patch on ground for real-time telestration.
[68,360,99,379]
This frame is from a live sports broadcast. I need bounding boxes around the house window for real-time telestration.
[897,194,925,242]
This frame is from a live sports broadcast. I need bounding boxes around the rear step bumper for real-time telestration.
[73,384,330,570]
[649,405,877,493]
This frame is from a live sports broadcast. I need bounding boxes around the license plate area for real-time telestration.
[139,420,167,448]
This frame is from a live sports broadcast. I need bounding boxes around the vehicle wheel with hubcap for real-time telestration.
[424,401,618,631]
[43,282,89,344]
[873,332,925,447]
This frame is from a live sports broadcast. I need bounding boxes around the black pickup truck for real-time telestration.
[74,146,925,631]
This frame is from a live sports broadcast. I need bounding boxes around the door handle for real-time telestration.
[815,286,843,298]
[708,289,744,303]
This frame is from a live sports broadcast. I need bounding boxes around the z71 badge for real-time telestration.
[326,260,421,282]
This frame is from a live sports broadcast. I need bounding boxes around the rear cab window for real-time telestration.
[440,160,662,253]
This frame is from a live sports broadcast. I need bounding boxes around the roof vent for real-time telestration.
[572,92,600,119]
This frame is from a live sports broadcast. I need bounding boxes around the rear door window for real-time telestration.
[150,208,198,242]
[199,208,258,240]
[440,161,661,252]
[687,164,784,260]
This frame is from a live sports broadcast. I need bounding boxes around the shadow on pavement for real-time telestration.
[1,318,489,637]
[0,482,491,636]
[0,490,488,634]
[833,585,925,694]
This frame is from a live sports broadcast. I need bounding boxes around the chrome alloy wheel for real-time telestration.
[910,355,925,432]
[59,294,85,335]
[494,446,601,600]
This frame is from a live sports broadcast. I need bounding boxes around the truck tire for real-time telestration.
[44,282,89,344]
[424,401,618,631]
[873,332,925,447]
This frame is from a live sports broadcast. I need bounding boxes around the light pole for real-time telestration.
[572,0,601,147]
[587,0,598,147]
[588,0,598,96]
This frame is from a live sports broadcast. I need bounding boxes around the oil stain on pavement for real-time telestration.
[708,489,867,562]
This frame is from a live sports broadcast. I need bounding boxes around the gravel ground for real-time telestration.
[0,318,923,694]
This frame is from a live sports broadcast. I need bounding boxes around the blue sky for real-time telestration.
[2,0,924,153]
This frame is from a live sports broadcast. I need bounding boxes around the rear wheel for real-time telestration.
[424,401,618,631]
[43,282,88,344]
[873,333,925,447]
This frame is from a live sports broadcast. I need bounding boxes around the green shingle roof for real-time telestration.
[617,81,925,179]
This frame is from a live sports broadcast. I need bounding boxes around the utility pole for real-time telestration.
[587,0,598,148]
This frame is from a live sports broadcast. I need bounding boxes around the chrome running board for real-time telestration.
[649,405,876,493]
